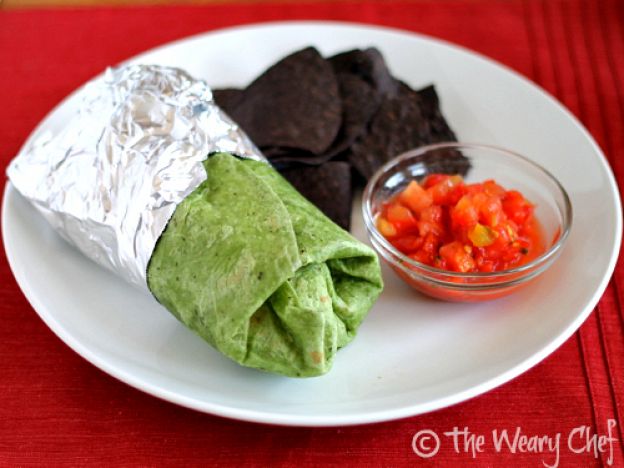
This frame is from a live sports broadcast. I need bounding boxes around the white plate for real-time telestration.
[3,21,621,426]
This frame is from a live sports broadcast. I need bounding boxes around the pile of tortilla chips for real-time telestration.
[214,47,468,230]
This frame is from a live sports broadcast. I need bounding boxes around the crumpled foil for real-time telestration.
[7,64,265,292]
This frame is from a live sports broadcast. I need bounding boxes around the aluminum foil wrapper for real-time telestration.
[7,64,265,292]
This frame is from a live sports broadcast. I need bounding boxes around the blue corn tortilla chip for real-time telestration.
[279,161,353,231]
[416,84,458,142]
[329,48,400,98]
[321,72,381,159]
[212,88,244,114]
[348,82,467,180]
[219,47,342,155]
[265,72,380,166]
[211,47,468,229]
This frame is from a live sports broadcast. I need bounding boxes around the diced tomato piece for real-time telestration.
[471,192,488,208]
[391,235,423,254]
[427,176,463,205]
[418,205,444,237]
[501,249,523,266]
[421,205,443,224]
[450,175,464,185]
[491,222,514,247]
[502,190,534,225]
[463,183,484,195]
[451,195,478,229]
[483,179,506,197]
[409,249,434,266]
[386,203,414,222]
[468,223,497,247]
[418,221,442,237]
[475,256,497,272]
[422,174,450,189]
[420,232,439,253]
[434,256,448,270]
[439,241,476,272]
[386,203,418,234]
[399,181,433,213]
[478,195,503,226]
[377,217,397,238]
[447,184,466,205]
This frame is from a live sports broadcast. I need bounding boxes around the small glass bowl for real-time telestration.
[362,142,572,302]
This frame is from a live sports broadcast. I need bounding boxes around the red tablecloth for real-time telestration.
[1,0,623,465]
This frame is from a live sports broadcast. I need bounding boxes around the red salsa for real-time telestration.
[376,174,545,273]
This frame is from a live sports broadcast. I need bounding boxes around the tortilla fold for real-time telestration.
[147,152,383,377]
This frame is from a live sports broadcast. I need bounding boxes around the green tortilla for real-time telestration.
[147,153,383,377]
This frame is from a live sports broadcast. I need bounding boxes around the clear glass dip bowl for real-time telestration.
[362,142,572,302]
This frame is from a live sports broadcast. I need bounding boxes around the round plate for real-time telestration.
[3,21,621,426]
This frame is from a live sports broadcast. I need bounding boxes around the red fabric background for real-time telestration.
[1,0,623,466]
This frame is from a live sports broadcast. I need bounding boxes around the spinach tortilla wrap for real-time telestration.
[148,152,383,377]
[7,65,383,378]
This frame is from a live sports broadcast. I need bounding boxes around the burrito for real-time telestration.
[149,152,382,376]
[8,64,383,377]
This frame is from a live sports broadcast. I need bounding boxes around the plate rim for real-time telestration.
[3,20,622,427]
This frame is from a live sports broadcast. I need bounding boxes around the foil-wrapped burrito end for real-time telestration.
[8,64,383,377]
